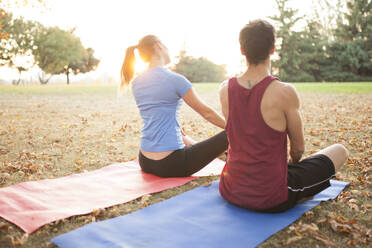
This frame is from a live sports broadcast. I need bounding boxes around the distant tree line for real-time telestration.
[0,7,99,85]
[172,50,227,83]
[174,0,371,83]
[271,0,371,82]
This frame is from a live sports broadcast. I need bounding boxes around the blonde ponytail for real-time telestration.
[120,45,137,89]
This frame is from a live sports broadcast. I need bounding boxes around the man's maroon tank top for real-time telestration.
[219,76,288,210]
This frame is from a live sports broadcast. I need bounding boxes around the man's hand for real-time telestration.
[289,149,303,163]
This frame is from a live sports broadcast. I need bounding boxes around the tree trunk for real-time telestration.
[12,71,22,85]
[18,70,22,84]
[66,72,70,85]
[38,73,52,85]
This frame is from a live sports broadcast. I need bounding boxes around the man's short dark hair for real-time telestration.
[239,20,275,65]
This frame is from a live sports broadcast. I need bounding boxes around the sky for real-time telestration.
[3,0,332,82]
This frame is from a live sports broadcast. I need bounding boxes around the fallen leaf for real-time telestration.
[316,218,327,224]
[0,223,9,232]
[304,211,314,219]
[330,220,352,234]
[348,202,360,211]
[346,239,358,247]
[119,124,127,132]
[286,236,303,245]
[141,194,151,206]
[203,181,212,187]
[299,223,319,232]
[336,215,357,225]
[92,208,104,217]
[366,229,372,238]
[5,235,15,245]
[13,233,29,245]
[74,158,83,166]
[314,235,335,246]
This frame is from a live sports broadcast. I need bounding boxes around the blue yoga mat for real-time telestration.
[52,180,348,248]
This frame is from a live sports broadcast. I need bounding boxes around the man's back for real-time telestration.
[219,76,289,210]
[221,77,305,163]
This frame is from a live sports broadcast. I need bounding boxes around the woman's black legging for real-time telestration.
[138,131,228,177]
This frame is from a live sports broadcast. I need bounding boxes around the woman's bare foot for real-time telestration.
[181,128,196,146]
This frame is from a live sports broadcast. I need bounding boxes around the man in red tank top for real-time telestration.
[219,20,348,212]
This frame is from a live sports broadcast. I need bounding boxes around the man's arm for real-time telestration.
[283,84,305,163]
[219,80,229,122]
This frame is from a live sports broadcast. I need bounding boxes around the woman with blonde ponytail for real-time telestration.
[121,35,228,177]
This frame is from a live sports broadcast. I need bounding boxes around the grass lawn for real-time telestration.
[0,82,371,247]
[193,82,372,94]
[0,82,371,95]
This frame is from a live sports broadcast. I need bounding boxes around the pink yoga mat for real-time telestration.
[0,159,225,233]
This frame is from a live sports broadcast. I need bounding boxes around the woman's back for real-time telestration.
[132,67,191,152]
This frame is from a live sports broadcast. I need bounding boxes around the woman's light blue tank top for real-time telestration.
[132,67,192,152]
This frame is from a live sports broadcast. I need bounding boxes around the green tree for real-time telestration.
[33,26,87,84]
[331,0,372,80]
[294,21,329,82]
[320,40,369,81]
[65,48,100,84]
[335,0,372,42]
[311,0,345,39]
[269,0,304,81]
[0,12,38,84]
[270,0,371,82]
[0,0,47,39]
[172,50,226,82]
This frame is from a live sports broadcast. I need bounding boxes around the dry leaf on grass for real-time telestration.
[316,218,327,224]
[347,202,360,211]
[335,215,357,225]
[141,194,151,206]
[285,235,303,245]
[304,211,314,219]
[119,124,127,132]
[330,220,352,234]
[203,181,212,187]
[92,208,104,217]
[6,233,29,246]
[314,235,335,247]
[298,223,319,233]
[0,223,9,232]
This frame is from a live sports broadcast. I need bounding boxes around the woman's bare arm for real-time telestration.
[183,87,226,129]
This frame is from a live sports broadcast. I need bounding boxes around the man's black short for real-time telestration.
[261,154,336,213]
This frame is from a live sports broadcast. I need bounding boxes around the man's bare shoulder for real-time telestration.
[271,80,295,91]
[271,80,298,97]
[269,80,300,107]
[219,79,229,94]
[219,79,229,89]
